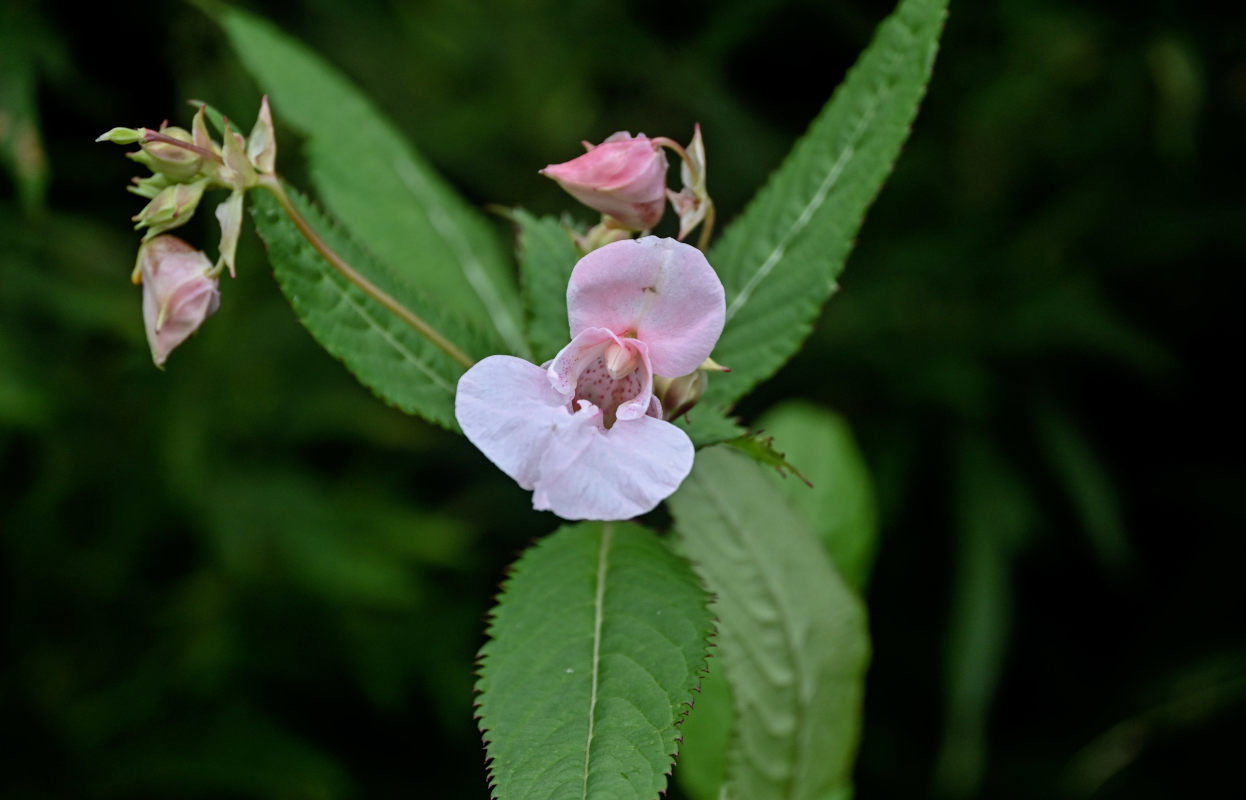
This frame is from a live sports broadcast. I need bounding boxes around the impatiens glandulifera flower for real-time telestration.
[541,132,669,231]
[137,235,221,368]
[455,237,726,520]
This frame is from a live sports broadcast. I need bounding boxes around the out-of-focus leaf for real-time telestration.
[670,446,870,800]
[204,468,475,609]
[0,6,49,214]
[932,434,1034,799]
[756,401,879,591]
[476,521,713,800]
[703,0,948,411]
[510,208,578,363]
[219,6,528,357]
[250,187,490,430]
[91,705,351,798]
[1033,400,1131,570]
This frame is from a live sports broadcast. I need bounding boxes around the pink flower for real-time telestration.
[541,132,669,230]
[455,237,725,520]
[138,235,221,368]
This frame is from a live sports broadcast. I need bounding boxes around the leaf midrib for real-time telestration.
[580,521,613,799]
[723,88,885,324]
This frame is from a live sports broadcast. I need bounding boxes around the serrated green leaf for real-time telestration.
[756,401,879,591]
[672,661,733,800]
[477,522,713,800]
[511,208,579,363]
[219,7,527,357]
[669,446,870,800]
[250,188,490,429]
[704,0,948,409]
[675,406,747,449]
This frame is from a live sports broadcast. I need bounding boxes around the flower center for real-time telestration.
[572,348,646,429]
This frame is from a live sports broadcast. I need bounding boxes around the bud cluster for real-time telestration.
[97,98,278,367]
[541,126,714,250]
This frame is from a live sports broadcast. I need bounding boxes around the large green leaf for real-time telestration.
[669,446,870,800]
[704,0,948,410]
[250,188,489,429]
[477,522,713,800]
[511,209,578,363]
[219,7,527,357]
[756,401,879,591]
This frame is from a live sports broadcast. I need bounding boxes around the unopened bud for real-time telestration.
[571,219,632,254]
[96,127,143,145]
[132,179,209,239]
[137,236,221,367]
[542,132,668,230]
[653,369,708,420]
[140,126,204,182]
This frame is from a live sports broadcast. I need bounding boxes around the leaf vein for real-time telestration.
[580,521,612,799]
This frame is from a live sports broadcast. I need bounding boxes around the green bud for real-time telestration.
[132,178,209,239]
[652,356,728,420]
[653,369,708,421]
[127,173,172,199]
[139,126,203,182]
[95,127,143,145]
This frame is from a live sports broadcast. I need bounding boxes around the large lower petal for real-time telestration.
[567,237,725,377]
[531,414,694,521]
[455,355,573,491]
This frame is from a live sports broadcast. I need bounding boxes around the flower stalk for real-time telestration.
[255,174,476,370]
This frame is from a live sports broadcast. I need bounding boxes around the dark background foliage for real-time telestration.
[2,0,1241,796]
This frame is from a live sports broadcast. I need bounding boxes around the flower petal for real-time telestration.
[567,237,725,377]
[455,355,574,491]
[531,414,694,521]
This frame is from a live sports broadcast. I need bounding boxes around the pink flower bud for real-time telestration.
[541,132,669,230]
[138,236,221,368]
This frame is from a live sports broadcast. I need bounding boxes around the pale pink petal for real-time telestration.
[139,236,220,367]
[567,237,725,377]
[531,414,694,520]
[149,282,220,366]
[455,355,576,490]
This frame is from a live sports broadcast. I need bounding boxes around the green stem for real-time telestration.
[697,200,716,252]
[257,174,476,370]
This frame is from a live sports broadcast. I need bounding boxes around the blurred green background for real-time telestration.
[2,0,1242,797]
